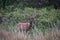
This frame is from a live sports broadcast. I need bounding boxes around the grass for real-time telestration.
[0,27,60,40]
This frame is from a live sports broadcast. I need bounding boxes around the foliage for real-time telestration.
[0,0,49,9]
[0,7,60,33]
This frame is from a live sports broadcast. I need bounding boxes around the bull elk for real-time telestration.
[17,14,38,32]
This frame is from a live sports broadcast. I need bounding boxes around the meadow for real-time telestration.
[0,6,60,40]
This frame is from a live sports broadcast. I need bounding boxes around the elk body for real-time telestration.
[17,18,34,32]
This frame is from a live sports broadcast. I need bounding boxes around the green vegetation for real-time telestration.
[0,7,60,33]
[0,0,60,34]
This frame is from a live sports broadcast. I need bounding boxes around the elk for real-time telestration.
[17,18,34,32]
[17,14,38,32]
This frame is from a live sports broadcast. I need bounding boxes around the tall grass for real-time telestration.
[0,27,60,40]
[44,27,60,40]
